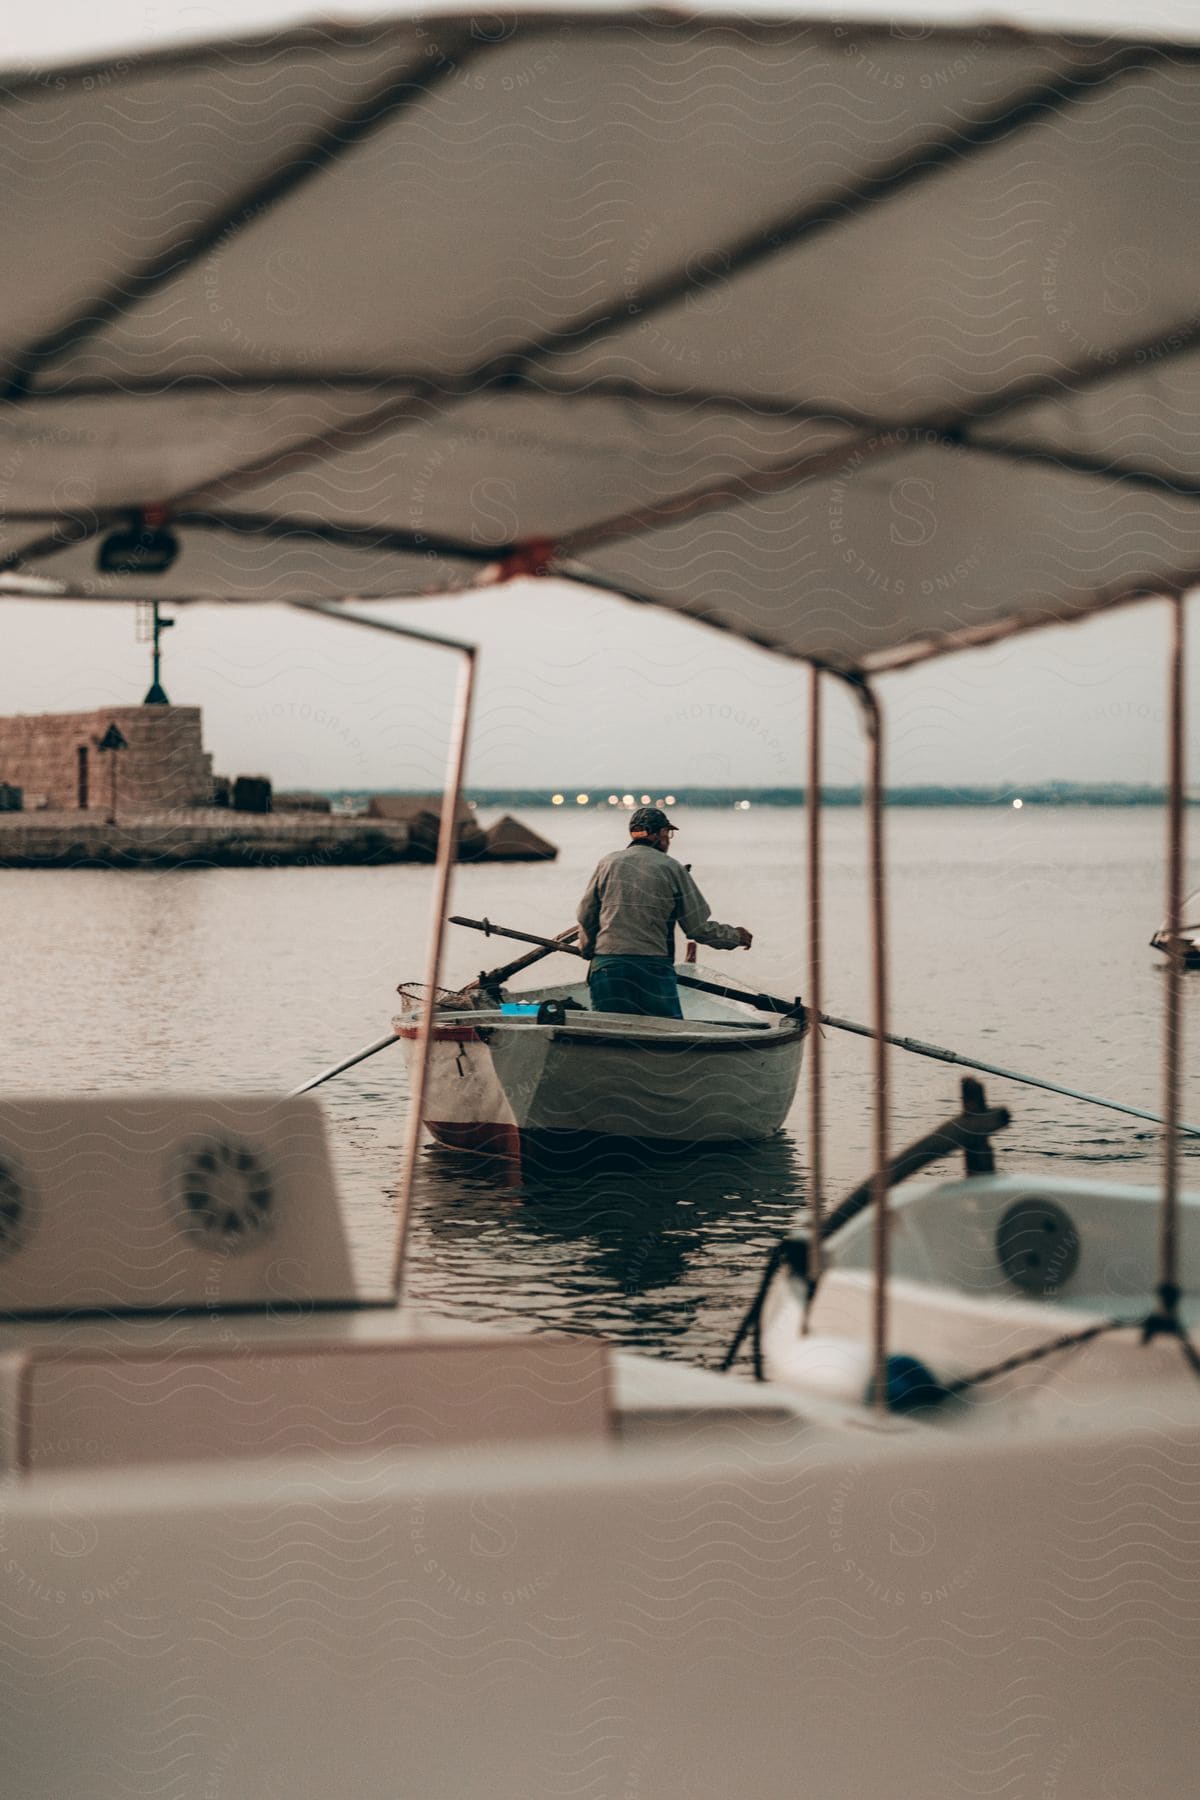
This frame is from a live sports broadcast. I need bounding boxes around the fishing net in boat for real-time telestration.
[395,980,475,1011]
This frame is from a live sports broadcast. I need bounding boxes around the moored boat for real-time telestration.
[733,1067,1200,1422]
[760,1147,1200,1418]
[394,973,806,1150]
[1150,889,1200,965]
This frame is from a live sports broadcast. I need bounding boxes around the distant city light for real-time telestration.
[737,799,752,810]
[664,795,676,806]
[622,793,634,806]
[576,793,589,805]
[640,793,651,804]
[1012,798,1023,810]
[551,793,565,805]
[608,794,619,805]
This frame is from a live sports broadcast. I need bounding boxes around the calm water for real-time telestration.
[3,807,1199,1365]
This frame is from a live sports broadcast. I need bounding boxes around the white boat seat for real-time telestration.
[4,1333,610,1474]
[0,1095,616,1475]
[0,1095,359,1313]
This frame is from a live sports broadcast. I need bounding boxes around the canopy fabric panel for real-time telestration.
[3,12,1200,669]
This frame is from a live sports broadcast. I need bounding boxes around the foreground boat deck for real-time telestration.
[5,1378,1199,1800]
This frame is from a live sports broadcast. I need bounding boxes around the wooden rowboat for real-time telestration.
[394,973,806,1151]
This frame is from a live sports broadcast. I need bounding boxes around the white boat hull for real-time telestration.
[762,1172,1200,1415]
[396,976,805,1148]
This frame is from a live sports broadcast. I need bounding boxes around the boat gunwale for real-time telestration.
[393,1011,806,1051]
[544,1020,805,1051]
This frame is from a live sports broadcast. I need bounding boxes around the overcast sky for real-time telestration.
[3,586,1190,792]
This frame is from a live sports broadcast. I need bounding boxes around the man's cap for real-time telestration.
[629,805,677,835]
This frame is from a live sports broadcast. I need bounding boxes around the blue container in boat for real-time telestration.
[500,1002,542,1016]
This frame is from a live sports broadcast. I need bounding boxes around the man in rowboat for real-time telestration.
[575,806,753,1018]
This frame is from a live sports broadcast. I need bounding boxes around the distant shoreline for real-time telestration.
[324,785,1185,810]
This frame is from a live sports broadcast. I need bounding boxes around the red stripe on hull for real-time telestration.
[394,1024,481,1043]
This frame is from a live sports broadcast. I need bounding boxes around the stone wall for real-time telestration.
[0,707,213,812]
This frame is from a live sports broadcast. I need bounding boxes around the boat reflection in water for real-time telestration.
[405,1129,807,1362]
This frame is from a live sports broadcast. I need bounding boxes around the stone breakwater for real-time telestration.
[0,810,418,869]
[0,809,559,868]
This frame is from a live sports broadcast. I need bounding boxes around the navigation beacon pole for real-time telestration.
[142,601,174,705]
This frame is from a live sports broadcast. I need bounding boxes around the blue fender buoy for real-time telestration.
[865,1353,948,1414]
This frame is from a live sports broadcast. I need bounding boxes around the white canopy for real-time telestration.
[3,8,1200,670]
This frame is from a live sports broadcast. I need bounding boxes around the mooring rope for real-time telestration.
[723,1279,1200,1404]
[719,1242,788,1382]
[942,1316,1132,1395]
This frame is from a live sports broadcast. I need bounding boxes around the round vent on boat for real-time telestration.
[176,1138,274,1251]
[0,1155,33,1262]
[996,1197,1079,1296]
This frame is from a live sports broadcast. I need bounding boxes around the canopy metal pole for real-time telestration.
[847,675,891,1412]
[285,599,477,1306]
[1160,592,1187,1320]
[805,665,825,1300]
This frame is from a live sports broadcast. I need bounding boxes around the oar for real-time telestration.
[472,924,580,990]
[447,913,1200,1138]
[449,915,800,1015]
[801,1011,1200,1137]
[291,1031,401,1096]
[290,926,582,1096]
